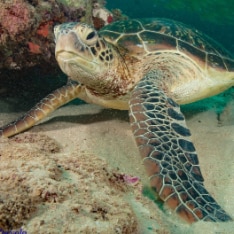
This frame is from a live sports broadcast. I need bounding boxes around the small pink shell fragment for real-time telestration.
[123,175,140,185]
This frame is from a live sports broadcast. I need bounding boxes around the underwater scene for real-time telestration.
[0,0,233,233]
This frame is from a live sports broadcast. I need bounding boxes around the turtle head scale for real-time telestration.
[54,22,115,86]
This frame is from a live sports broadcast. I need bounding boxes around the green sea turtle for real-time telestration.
[0,18,233,223]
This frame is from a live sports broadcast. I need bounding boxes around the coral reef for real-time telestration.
[91,0,128,30]
[0,133,61,230]
[0,132,140,233]
[111,8,128,22]
[92,0,113,29]
[0,0,126,70]
[0,0,86,70]
[0,0,34,40]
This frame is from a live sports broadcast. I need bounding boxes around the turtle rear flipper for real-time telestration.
[0,80,83,138]
[129,71,232,223]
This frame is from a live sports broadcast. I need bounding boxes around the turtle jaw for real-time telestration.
[55,36,102,83]
[55,30,96,67]
[55,50,98,77]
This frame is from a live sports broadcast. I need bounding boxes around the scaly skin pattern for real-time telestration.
[129,71,232,222]
[0,80,82,138]
[0,18,233,223]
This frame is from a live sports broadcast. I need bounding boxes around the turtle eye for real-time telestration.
[76,24,98,46]
[83,29,98,46]
[86,31,96,40]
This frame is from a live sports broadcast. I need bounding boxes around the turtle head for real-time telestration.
[54,22,115,86]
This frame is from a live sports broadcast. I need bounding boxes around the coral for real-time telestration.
[0,0,34,39]
[58,0,87,8]
[28,42,41,54]
[0,0,88,70]
[111,8,128,22]
[92,1,128,30]
[92,0,113,29]
[0,133,62,230]
[0,0,123,70]
[0,132,140,233]
[92,16,106,30]
[36,21,53,38]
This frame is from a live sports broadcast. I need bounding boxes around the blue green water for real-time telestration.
[107,0,234,54]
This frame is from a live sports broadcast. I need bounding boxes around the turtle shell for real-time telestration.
[99,18,234,72]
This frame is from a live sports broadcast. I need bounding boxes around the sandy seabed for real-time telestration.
[0,97,233,234]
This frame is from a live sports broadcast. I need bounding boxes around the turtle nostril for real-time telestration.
[86,31,96,40]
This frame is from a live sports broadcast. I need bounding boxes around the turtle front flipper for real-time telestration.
[0,80,83,138]
[129,72,232,223]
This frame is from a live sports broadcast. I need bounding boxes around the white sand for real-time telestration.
[0,98,233,233]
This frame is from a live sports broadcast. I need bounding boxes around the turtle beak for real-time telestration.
[55,33,97,77]
[55,32,78,57]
